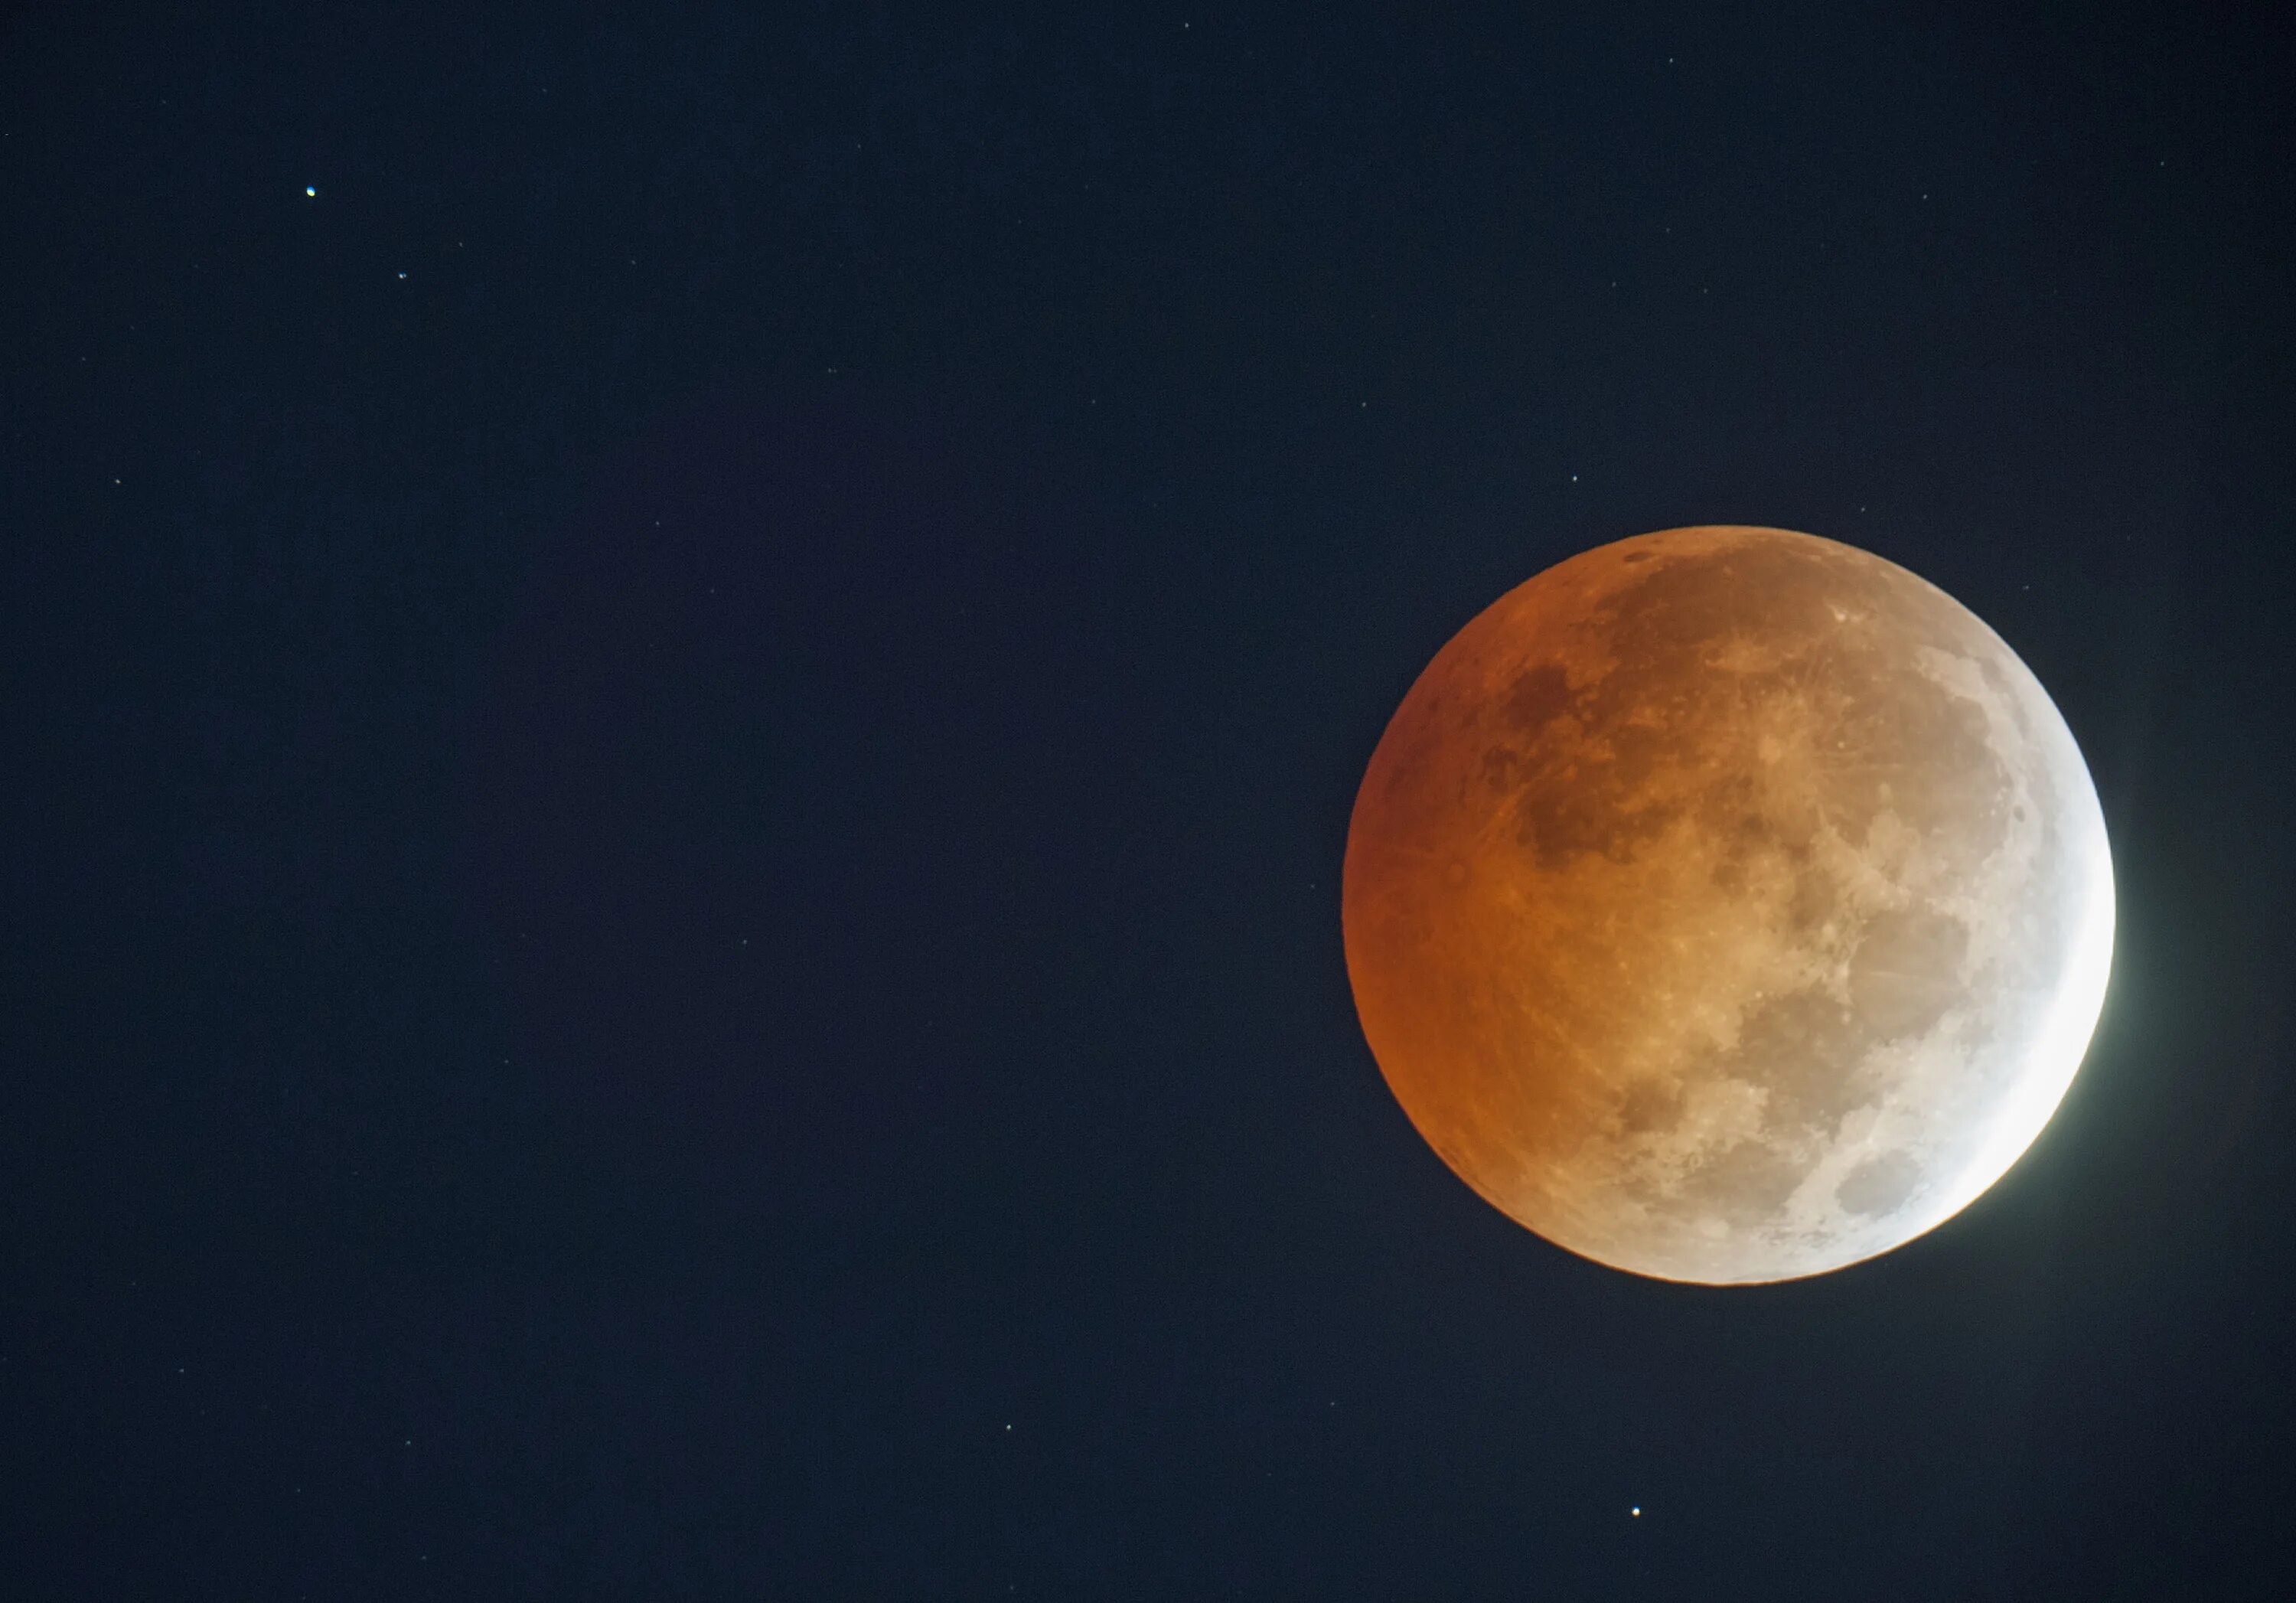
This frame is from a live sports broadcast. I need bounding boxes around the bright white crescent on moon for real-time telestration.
[1342,526,2113,1284]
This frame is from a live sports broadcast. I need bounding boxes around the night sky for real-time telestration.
[9,4,2296,1597]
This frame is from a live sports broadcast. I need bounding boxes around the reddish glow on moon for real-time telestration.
[1342,527,2113,1284]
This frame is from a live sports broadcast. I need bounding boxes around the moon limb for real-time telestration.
[1342,526,2113,1284]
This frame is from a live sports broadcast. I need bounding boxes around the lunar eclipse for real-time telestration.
[1342,527,2114,1284]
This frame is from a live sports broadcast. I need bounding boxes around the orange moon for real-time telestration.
[1342,527,2113,1284]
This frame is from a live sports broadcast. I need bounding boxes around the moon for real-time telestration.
[1342,527,2113,1284]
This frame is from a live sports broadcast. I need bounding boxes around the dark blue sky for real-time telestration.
[8,3,2293,1596]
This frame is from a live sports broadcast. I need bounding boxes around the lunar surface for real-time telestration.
[1342,527,2113,1283]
